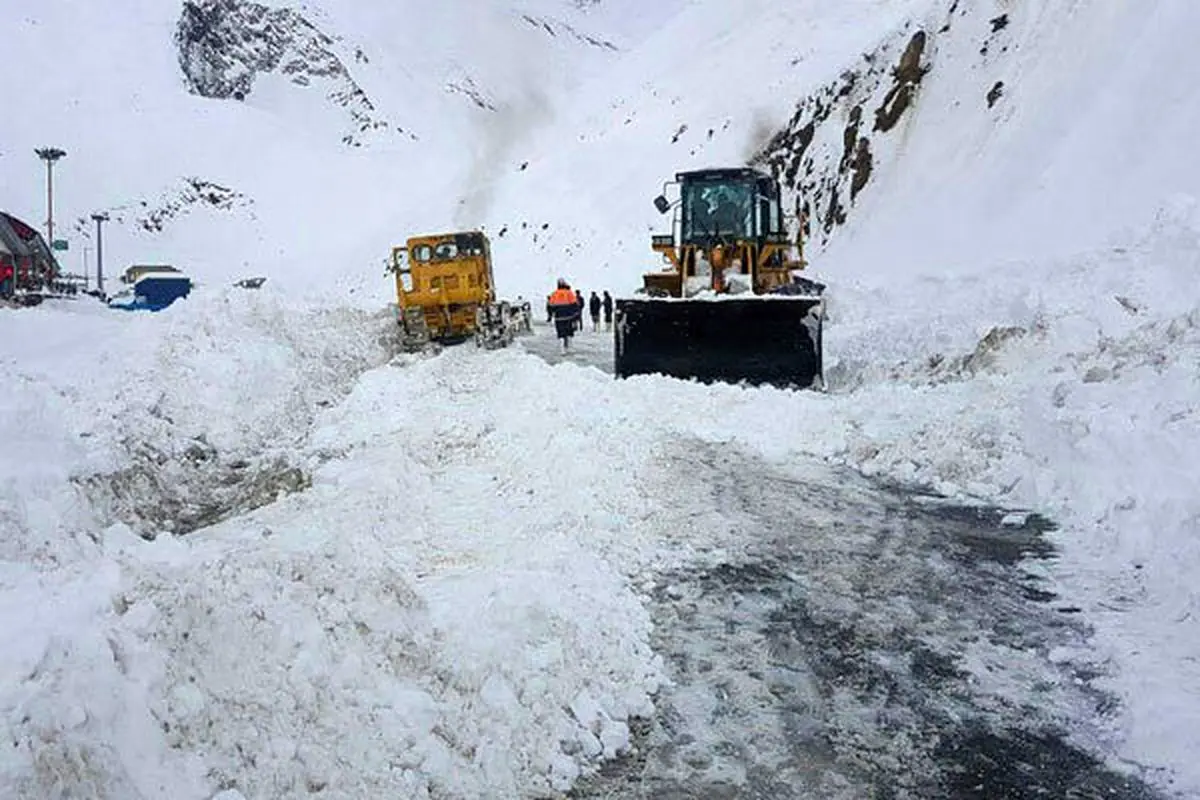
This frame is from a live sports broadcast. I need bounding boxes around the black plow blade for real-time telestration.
[614,296,823,389]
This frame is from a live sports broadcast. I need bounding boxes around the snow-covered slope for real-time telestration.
[482,0,1200,299]
[480,0,1200,789]
[482,0,938,298]
[3,0,1200,797]
[2,0,678,300]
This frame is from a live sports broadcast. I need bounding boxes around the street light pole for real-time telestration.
[91,213,109,295]
[34,147,67,250]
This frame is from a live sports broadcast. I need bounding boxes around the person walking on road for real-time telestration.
[589,291,602,331]
[602,291,614,332]
[549,279,580,352]
[575,289,586,332]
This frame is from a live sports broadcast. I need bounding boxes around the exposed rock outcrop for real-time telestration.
[753,28,932,244]
[176,0,400,146]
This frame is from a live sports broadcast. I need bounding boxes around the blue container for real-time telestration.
[109,275,192,312]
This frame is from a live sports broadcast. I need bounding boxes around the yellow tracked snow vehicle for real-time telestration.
[389,230,529,351]
[614,167,825,389]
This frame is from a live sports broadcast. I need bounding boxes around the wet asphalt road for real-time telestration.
[569,444,1167,799]
[510,328,1168,799]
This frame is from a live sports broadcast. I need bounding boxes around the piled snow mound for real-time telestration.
[0,556,209,798]
[2,323,678,797]
[0,290,390,560]
[5,242,1199,794]
[815,208,1200,791]
[120,525,651,798]
[0,291,391,798]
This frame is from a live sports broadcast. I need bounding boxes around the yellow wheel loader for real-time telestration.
[388,230,521,351]
[614,167,825,389]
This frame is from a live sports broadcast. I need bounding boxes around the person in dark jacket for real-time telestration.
[548,279,580,351]
[575,290,586,332]
[602,291,614,331]
[588,291,602,331]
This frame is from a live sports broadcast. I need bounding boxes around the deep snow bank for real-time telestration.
[0,291,390,796]
[128,347,672,796]
[4,309,838,797]
[1,301,713,797]
[822,208,1200,794]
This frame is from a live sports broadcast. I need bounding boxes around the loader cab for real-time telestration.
[661,168,785,248]
[645,167,797,298]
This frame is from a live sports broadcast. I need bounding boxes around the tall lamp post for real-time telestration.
[91,212,109,295]
[34,147,67,250]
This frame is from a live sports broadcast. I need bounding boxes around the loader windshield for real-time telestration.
[681,178,754,243]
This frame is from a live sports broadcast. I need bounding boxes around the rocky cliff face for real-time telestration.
[176,0,402,147]
[753,26,934,246]
[70,177,253,241]
[519,13,618,52]
[753,1,1016,249]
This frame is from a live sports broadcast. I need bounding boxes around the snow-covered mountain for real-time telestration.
[3,1,1200,798]
[3,0,674,297]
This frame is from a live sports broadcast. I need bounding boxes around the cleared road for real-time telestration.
[513,327,1166,799]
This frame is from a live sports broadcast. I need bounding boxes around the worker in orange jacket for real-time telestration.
[548,278,580,351]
